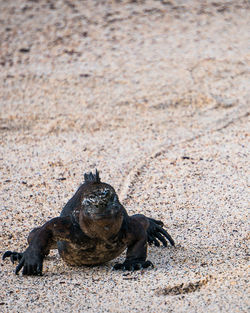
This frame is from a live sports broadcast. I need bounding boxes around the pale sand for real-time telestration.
[0,1,249,312]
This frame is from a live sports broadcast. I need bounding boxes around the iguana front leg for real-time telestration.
[3,226,55,264]
[3,216,73,275]
[113,216,153,271]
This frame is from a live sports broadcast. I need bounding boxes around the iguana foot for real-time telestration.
[2,251,24,264]
[3,248,44,276]
[113,260,153,271]
[147,218,175,247]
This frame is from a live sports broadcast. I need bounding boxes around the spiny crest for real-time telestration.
[84,169,101,183]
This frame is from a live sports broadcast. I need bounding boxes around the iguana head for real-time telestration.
[79,170,123,239]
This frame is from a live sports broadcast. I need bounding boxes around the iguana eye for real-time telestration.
[100,189,110,198]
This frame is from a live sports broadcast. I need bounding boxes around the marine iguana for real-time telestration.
[3,170,175,275]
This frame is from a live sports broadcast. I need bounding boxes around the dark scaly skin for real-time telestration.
[3,170,175,275]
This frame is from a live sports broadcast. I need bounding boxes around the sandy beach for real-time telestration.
[0,1,249,312]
